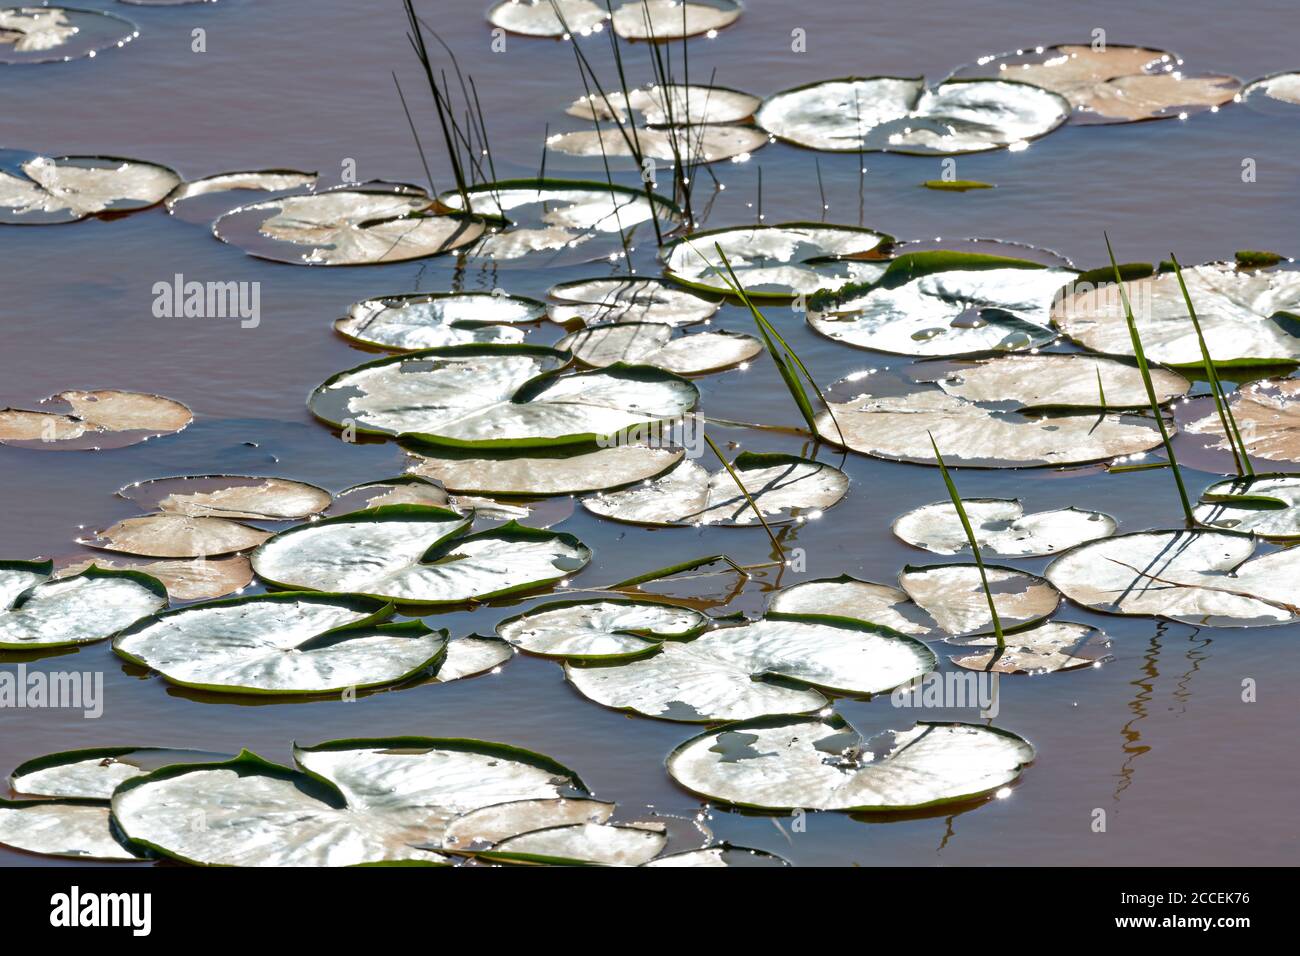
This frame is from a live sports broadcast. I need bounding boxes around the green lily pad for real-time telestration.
[496,598,708,660]
[334,292,548,351]
[1194,474,1300,538]
[0,562,166,651]
[666,714,1035,811]
[893,498,1117,556]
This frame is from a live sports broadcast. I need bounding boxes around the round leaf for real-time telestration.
[335,291,547,351]
[947,620,1112,674]
[0,563,166,651]
[1194,474,1300,538]
[899,563,1060,637]
[558,323,762,374]
[893,499,1116,556]
[767,574,934,636]
[0,154,175,223]
[497,598,708,660]
[405,440,683,495]
[549,276,721,327]
[118,475,331,520]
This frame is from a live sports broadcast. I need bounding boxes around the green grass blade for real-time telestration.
[1104,234,1195,525]
[704,433,785,562]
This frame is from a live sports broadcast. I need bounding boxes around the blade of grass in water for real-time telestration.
[703,433,785,562]
[1104,234,1194,525]
[1169,252,1254,477]
[928,432,1003,648]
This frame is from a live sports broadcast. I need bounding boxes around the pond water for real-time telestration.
[2,0,1299,865]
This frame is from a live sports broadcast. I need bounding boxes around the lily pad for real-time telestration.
[568,84,760,126]
[0,388,192,450]
[114,592,445,695]
[496,598,708,660]
[437,178,677,263]
[767,575,935,636]
[335,291,547,351]
[485,822,667,866]
[80,514,271,558]
[435,635,515,681]
[558,322,762,374]
[0,800,138,860]
[547,125,767,164]
[755,77,1069,154]
[666,713,1034,811]
[1051,262,1300,367]
[1046,529,1300,627]
[487,0,607,37]
[0,153,177,223]
[0,562,166,651]
[807,254,1072,357]
[925,353,1190,409]
[1187,378,1300,464]
[898,563,1060,637]
[405,440,683,495]
[330,476,452,512]
[549,276,722,327]
[0,7,136,65]
[642,844,790,867]
[250,506,590,605]
[213,184,485,265]
[815,362,1168,467]
[1242,72,1300,110]
[661,222,893,300]
[1194,474,1300,538]
[953,44,1240,123]
[111,739,587,866]
[584,452,847,527]
[165,169,318,210]
[441,797,615,850]
[894,499,1117,556]
[118,475,332,520]
[611,0,741,41]
[565,618,935,722]
[309,344,698,449]
[947,620,1112,674]
[10,746,230,800]
[54,555,253,602]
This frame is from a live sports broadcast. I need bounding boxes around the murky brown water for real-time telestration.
[2,0,1299,866]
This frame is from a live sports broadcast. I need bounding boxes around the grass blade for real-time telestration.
[703,433,785,562]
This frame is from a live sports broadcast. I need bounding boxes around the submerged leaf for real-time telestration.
[584,452,847,526]
[566,618,935,722]
[667,714,1034,811]
[756,77,1069,154]
[335,291,547,351]
[0,562,166,651]
[894,499,1117,556]
[497,598,708,660]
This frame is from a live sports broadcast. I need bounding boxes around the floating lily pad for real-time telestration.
[330,476,451,512]
[807,254,1071,357]
[118,475,332,520]
[815,362,1167,467]
[80,514,271,558]
[335,291,547,351]
[558,323,762,374]
[112,739,588,866]
[497,598,708,660]
[925,353,1190,409]
[1188,378,1300,464]
[405,440,683,495]
[611,0,742,41]
[0,562,166,651]
[1045,529,1300,627]
[549,276,722,327]
[1194,474,1300,538]
[54,555,253,602]
[10,746,230,799]
[251,506,590,605]
[213,184,485,265]
[487,0,607,37]
[947,620,1112,674]
[767,574,935,636]
[435,635,515,681]
[642,844,791,867]
[894,499,1117,556]
[485,822,667,866]
[898,563,1060,637]
[310,344,698,449]
[165,169,317,210]
[565,618,935,722]
[0,388,192,450]
[661,222,893,300]
[568,84,761,126]
[666,714,1034,811]
[0,153,177,224]
[114,593,445,695]
[441,797,615,850]
[755,77,1069,154]
[0,7,136,65]
[1051,262,1300,367]
[437,179,677,263]
[548,125,767,164]
[584,452,847,527]
[0,800,138,860]
[953,44,1240,124]
[1242,72,1300,111]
